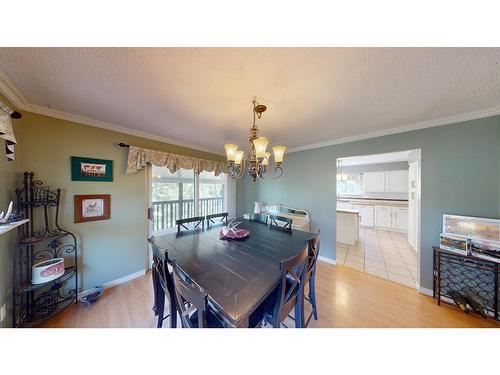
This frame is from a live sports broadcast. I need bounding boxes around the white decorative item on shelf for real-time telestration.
[0,201,13,224]
[253,202,261,214]
[32,258,65,285]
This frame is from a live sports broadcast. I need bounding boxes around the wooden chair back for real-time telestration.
[269,214,293,230]
[272,245,308,326]
[176,216,204,233]
[172,260,210,328]
[306,230,321,283]
[249,213,268,225]
[148,236,173,297]
[206,212,228,228]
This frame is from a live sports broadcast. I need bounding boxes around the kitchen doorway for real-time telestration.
[335,150,421,289]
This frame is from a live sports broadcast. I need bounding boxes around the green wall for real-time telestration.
[236,116,500,290]
[0,100,224,327]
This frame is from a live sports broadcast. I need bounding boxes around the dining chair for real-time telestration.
[206,212,228,229]
[269,214,293,230]
[172,260,226,328]
[148,236,177,328]
[249,213,268,225]
[176,216,204,234]
[248,245,308,328]
[303,230,320,327]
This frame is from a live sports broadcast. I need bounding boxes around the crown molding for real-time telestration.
[19,102,223,155]
[287,105,500,153]
[0,66,28,107]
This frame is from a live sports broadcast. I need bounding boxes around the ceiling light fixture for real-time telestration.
[224,100,286,183]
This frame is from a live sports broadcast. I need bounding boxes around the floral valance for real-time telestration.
[126,145,228,176]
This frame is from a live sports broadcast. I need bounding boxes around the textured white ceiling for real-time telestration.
[0,48,499,154]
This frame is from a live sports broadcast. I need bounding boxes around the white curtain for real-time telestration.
[0,110,16,161]
[126,145,227,176]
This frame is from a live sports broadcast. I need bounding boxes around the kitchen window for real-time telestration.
[337,172,363,195]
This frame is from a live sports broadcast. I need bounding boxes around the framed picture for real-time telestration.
[442,214,500,241]
[470,238,500,263]
[71,156,113,182]
[74,194,111,223]
[439,233,470,255]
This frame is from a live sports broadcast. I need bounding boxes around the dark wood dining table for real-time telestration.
[155,219,317,327]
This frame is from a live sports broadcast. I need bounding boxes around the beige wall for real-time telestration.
[0,100,224,326]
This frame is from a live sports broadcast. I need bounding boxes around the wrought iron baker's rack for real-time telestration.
[12,172,78,327]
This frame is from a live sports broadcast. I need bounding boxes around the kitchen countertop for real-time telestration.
[338,197,408,207]
[336,208,360,214]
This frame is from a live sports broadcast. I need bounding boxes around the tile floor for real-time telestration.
[336,227,419,289]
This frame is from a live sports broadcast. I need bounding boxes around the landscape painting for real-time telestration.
[442,214,500,241]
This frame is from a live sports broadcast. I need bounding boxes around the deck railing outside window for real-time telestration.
[152,197,224,231]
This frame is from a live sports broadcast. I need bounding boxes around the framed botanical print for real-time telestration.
[74,194,111,223]
[71,156,113,182]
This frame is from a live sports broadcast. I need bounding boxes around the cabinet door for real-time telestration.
[374,206,392,228]
[364,172,386,192]
[353,204,374,227]
[392,207,408,231]
[387,170,408,193]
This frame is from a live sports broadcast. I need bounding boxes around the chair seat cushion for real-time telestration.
[189,308,225,328]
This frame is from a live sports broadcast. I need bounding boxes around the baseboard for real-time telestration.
[318,255,337,265]
[78,269,146,299]
[418,286,433,297]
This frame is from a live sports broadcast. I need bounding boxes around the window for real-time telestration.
[337,172,363,195]
[151,166,227,232]
[199,171,226,217]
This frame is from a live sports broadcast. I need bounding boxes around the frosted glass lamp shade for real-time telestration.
[272,146,286,164]
[262,152,271,166]
[224,144,238,162]
[253,137,269,159]
[234,150,245,165]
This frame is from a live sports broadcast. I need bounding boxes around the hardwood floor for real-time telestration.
[39,261,500,328]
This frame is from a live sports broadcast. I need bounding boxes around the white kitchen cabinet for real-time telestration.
[353,204,374,227]
[387,170,409,193]
[364,172,386,192]
[392,207,408,231]
[364,170,408,193]
[374,206,392,228]
[336,210,360,245]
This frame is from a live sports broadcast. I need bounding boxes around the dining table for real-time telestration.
[155,218,317,328]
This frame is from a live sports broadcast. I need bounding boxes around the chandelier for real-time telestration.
[224,100,286,183]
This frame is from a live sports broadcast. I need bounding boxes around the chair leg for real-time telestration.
[295,289,304,328]
[167,280,177,328]
[156,289,165,328]
[309,274,318,320]
[152,268,158,316]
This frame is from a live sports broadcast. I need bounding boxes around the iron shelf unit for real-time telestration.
[12,172,78,328]
[433,246,499,321]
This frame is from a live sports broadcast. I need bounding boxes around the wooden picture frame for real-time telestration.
[71,156,113,182]
[74,194,111,223]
